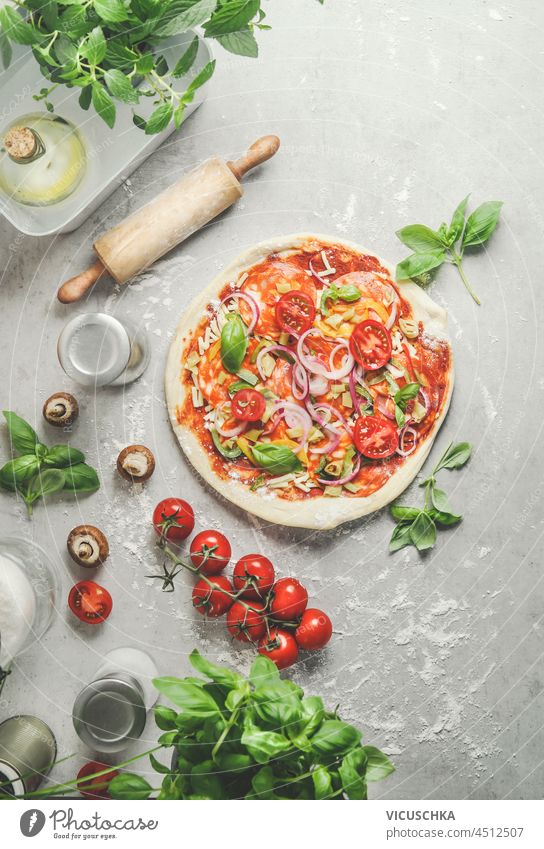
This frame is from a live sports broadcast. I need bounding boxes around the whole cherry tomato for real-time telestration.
[68,581,112,624]
[269,577,308,621]
[295,608,333,650]
[192,576,233,617]
[275,290,316,335]
[349,319,392,371]
[232,554,275,601]
[153,498,195,543]
[77,761,119,800]
[258,628,299,670]
[226,601,267,643]
[231,389,266,422]
[190,530,231,575]
[353,415,398,459]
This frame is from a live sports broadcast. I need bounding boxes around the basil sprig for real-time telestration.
[320,283,361,316]
[251,443,302,475]
[221,314,248,374]
[394,382,420,428]
[389,441,471,553]
[0,410,100,516]
[396,196,503,305]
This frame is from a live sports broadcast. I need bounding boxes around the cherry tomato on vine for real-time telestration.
[77,761,119,800]
[269,577,308,621]
[68,581,112,624]
[232,554,275,601]
[349,319,392,371]
[190,530,231,575]
[275,290,316,335]
[295,608,333,650]
[353,415,398,459]
[192,576,233,617]
[231,389,266,422]
[153,498,195,543]
[258,628,299,670]
[226,601,267,643]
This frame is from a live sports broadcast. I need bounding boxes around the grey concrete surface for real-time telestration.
[1,0,543,800]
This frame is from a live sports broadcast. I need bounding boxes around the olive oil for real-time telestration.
[0,113,86,206]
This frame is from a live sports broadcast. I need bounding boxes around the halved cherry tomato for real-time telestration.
[68,581,112,624]
[295,608,333,650]
[192,576,234,617]
[231,389,266,422]
[226,601,267,642]
[190,530,231,575]
[232,554,275,601]
[153,498,195,543]
[269,577,308,621]
[77,761,119,800]
[349,319,392,371]
[258,628,299,670]
[275,290,316,335]
[353,415,398,459]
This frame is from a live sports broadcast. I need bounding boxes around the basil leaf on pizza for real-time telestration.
[251,443,302,475]
[221,314,248,373]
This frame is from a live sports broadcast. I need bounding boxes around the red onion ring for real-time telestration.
[396,424,417,457]
[215,405,247,439]
[385,300,397,330]
[297,329,354,380]
[310,426,341,455]
[271,401,312,449]
[309,374,329,396]
[317,455,361,486]
[292,362,309,401]
[308,253,332,285]
[348,368,363,416]
[418,387,430,417]
[256,344,295,380]
[375,396,395,421]
[220,291,260,335]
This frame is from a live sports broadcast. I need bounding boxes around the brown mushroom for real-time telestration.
[43,392,79,427]
[116,445,155,482]
[67,525,109,568]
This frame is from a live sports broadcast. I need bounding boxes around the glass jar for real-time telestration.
[0,537,61,671]
[72,647,158,753]
[57,313,150,387]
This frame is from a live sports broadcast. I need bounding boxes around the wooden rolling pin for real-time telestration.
[57,135,280,303]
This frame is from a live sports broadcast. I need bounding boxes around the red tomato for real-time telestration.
[190,531,231,575]
[295,608,333,650]
[269,577,308,621]
[275,290,316,335]
[192,576,233,617]
[68,581,112,624]
[226,601,267,643]
[258,628,299,670]
[349,319,392,371]
[353,415,398,459]
[153,498,195,543]
[232,554,275,601]
[231,389,266,422]
[77,761,119,800]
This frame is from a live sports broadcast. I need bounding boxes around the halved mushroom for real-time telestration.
[117,445,155,482]
[67,525,109,568]
[43,392,79,427]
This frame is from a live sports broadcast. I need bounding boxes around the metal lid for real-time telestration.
[57,313,131,387]
[73,676,147,753]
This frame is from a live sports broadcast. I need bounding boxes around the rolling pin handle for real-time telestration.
[57,259,106,304]
[227,135,280,181]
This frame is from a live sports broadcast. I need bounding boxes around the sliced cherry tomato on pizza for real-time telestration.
[68,581,112,624]
[275,290,316,335]
[353,415,398,459]
[231,388,266,422]
[349,319,392,371]
[77,761,119,799]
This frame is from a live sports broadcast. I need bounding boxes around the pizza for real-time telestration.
[165,234,453,529]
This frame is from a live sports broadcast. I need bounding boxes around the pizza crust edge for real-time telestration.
[165,233,454,530]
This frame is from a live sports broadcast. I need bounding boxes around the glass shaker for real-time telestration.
[72,647,158,753]
[57,313,150,387]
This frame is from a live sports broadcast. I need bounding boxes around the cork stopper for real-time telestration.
[4,126,38,160]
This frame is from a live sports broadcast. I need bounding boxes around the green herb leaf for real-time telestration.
[462,201,503,248]
[311,720,362,757]
[155,0,218,38]
[145,102,173,135]
[221,314,248,373]
[104,68,139,103]
[189,649,244,688]
[0,30,13,69]
[153,677,221,716]
[339,748,368,800]
[27,468,65,502]
[394,382,420,408]
[0,7,42,45]
[312,765,333,799]
[154,705,178,731]
[389,520,415,552]
[0,455,40,487]
[448,195,469,244]
[363,745,395,781]
[204,0,260,38]
[91,82,116,128]
[44,445,85,468]
[301,696,325,737]
[251,443,302,475]
[390,505,420,522]
[216,28,258,57]
[396,251,445,281]
[93,0,130,24]
[135,52,154,75]
[3,411,38,454]
[430,486,453,514]
[78,85,92,110]
[249,655,280,689]
[241,722,292,764]
[434,441,472,473]
[83,26,107,66]
[395,224,445,253]
[429,508,462,526]
[109,773,153,800]
[62,463,100,493]
[253,682,302,728]
[171,34,199,77]
[409,511,436,551]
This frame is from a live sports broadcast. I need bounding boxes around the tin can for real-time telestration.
[0,715,57,796]
[72,674,148,754]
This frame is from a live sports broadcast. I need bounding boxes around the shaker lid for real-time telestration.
[57,313,131,387]
[73,677,147,750]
